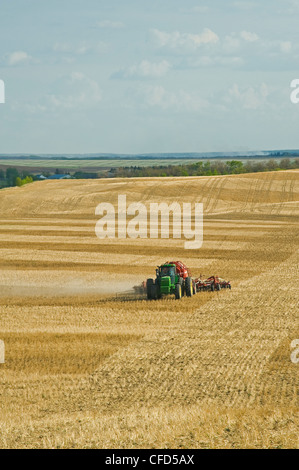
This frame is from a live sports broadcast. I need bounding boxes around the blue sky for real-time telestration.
[0,0,299,154]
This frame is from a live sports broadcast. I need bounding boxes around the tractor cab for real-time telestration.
[156,264,177,295]
[157,264,176,284]
[159,264,176,281]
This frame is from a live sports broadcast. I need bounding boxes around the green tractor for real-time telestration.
[146,261,196,300]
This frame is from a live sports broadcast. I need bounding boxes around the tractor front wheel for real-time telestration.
[175,283,182,300]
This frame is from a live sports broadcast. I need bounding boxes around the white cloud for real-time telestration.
[113,60,171,79]
[283,0,299,13]
[280,41,292,53]
[53,43,71,53]
[232,1,258,9]
[76,43,90,55]
[97,20,124,28]
[139,85,209,111]
[225,83,269,109]
[7,51,31,66]
[192,6,209,13]
[240,30,259,42]
[188,56,244,67]
[180,5,210,14]
[25,104,48,114]
[53,42,90,55]
[53,41,107,56]
[49,72,102,109]
[151,28,219,50]
[223,31,259,53]
[222,31,259,54]
[223,35,241,53]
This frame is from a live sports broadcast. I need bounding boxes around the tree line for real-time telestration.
[110,158,299,178]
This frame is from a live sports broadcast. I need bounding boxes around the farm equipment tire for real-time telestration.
[178,276,184,296]
[185,277,193,297]
[175,283,182,300]
[216,283,221,291]
[211,283,215,292]
[192,282,197,295]
[147,279,154,300]
[151,284,158,300]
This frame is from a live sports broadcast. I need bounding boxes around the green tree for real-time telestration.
[203,161,211,173]
[280,158,291,169]
[226,160,244,174]
[23,176,33,184]
[6,168,19,186]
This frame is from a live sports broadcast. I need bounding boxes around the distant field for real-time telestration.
[0,158,202,171]
[0,156,287,172]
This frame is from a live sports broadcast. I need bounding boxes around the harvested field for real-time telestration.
[0,170,298,448]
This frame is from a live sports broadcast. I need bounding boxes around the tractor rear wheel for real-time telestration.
[178,276,184,296]
[147,279,154,300]
[185,277,193,297]
[175,283,182,300]
[211,283,215,292]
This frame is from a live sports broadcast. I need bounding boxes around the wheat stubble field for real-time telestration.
[0,170,298,448]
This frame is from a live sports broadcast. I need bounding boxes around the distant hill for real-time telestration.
[0,149,299,160]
